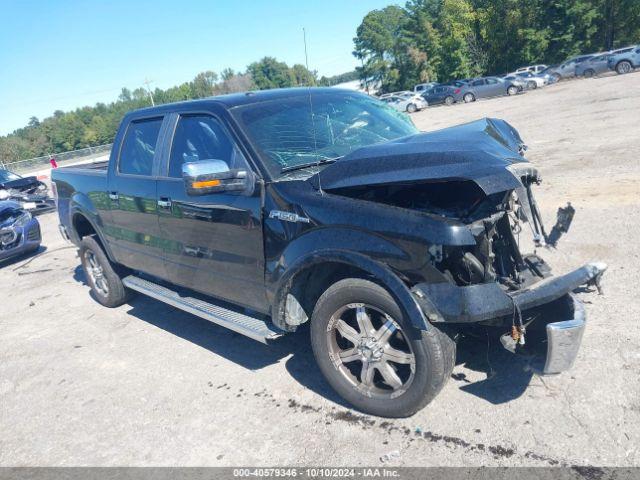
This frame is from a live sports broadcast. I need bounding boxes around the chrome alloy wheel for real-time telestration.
[326,303,416,399]
[84,249,109,297]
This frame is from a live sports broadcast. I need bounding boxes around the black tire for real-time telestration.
[583,69,595,78]
[444,95,454,106]
[463,93,475,103]
[507,85,518,95]
[406,103,417,113]
[527,81,537,89]
[79,235,131,308]
[310,278,455,417]
[616,60,633,75]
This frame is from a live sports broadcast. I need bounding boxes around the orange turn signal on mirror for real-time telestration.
[192,179,221,188]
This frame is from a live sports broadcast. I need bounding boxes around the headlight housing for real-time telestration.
[13,211,32,227]
[0,190,9,200]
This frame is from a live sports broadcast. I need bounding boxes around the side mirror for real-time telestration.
[182,160,254,196]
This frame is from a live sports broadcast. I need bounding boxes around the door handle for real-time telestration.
[108,191,119,201]
[157,198,172,209]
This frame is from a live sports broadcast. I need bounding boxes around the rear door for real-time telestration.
[156,111,268,312]
[470,79,485,97]
[106,116,167,278]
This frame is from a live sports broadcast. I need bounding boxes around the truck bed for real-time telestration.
[56,159,109,174]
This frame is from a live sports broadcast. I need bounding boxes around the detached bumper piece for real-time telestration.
[543,295,585,374]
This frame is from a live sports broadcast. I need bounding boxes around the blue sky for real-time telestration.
[0,0,393,135]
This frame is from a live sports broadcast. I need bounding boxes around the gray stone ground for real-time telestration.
[1,72,639,466]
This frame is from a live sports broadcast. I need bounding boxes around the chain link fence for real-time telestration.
[0,144,113,174]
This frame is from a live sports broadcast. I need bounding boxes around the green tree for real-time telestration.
[247,57,295,89]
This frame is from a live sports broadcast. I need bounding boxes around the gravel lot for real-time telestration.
[1,72,639,467]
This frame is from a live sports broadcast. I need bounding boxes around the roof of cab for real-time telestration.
[125,87,364,118]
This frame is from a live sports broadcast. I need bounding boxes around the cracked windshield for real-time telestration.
[234,92,418,178]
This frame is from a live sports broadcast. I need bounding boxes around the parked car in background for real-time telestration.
[381,94,427,113]
[379,91,413,100]
[575,52,614,77]
[514,71,547,89]
[0,169,55,215]
[548,54,597,80]
[413,82,438,93]
[607,45,640,74]
[0,201,41,263]
[514,64,547,74]
[459,76,522,103]
[537,66,561,84]
[503,74,529,91]
[421,85,459,106]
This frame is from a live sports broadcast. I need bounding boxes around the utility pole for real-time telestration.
[143,78,155,106]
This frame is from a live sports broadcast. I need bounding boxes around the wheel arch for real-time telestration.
[68,194,116,262]
[271,250,432,333]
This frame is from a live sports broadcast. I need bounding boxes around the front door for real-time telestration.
[106,116,166,278]
[485,77,502,96]
[156,113,268,312]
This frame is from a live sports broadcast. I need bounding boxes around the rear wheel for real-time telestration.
[527,81,537,89]
[583,69,595,78]
[406,103,417,113]
[311,278,455,417]
[463,93,475,103]
[444,95,454,106]
[79,236,131,307]
[507,85,518,95]
[616,61,633,74]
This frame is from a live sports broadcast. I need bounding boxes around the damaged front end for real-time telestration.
[313,118,606,375]
[0,201,42,262]
[0,175,55,215]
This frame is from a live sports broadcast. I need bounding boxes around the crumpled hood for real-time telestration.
[310,118,531,194]
[0,175,40,191]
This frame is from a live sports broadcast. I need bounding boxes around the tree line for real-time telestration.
[353,0,640,92]
[0,58,352,164]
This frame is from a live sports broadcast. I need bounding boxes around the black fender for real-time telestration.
[270,247,440,332]
[69,192,116,262]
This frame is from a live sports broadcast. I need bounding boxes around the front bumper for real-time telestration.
[411,262,606,323]
[0,217,41,261]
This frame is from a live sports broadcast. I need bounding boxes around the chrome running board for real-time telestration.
[122,275,284,344]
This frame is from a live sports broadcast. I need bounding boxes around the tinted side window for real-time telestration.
[486,78,498,84]
[119,118,163,176]
[168,115,247,178]
[472,80,484,86]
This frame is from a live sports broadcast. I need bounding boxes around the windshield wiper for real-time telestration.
[280,157,339,173]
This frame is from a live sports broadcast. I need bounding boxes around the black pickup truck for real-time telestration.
[52,88,606,417]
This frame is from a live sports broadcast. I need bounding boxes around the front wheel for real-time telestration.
[616,61,633,74]
[463,93,475,103]
[79,235,131,307]
[310,278,455,417]
[444,95,454,106]
[507,86,518,95]
[527,81,537,89]
[406,103,417,113]
[583,69,595,78]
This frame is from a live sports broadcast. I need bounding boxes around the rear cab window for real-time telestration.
[118,117,163,176]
